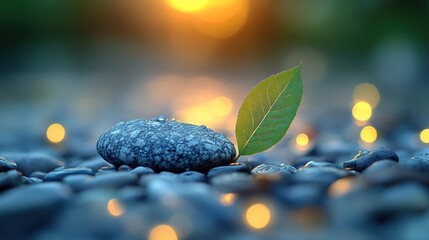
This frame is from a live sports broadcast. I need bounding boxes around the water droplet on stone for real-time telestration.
[156,116,166,123]
[201,125,207,129]
[171,118,176,121]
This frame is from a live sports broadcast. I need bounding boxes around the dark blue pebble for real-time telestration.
[343,149,399,172]
[84,172,138,189]
[207,163,251,178]
[30,171,47,179]
[400,153,429,173]
[129,166,155,176]
[77,156,113,172]
[362,160,398,176]
[0,170,22,191]
[179,171,206,182]
[23,176,43,185]
[44,167,95,182]
[303,161,341,169]
[0,183,72,240]
[118,164,133,172]
[1,152,64,176]
[0,157,17,172]
[292,167,356,185]
[62,175,93,192]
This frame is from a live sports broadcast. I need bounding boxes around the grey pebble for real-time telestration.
[303,160,341,169]
[343,149,399,172]
[251,163,297,176]
[293,167,356,185]
[62,175,94,192]
[96,119,236,172]
[30,171,47,179]
[84,172,138,189]
[129,166,155,176]
[362,160,398,176]
[179,171,206,182]
[44,167,95,182]
[77,156,113,172]
[210,172,255,193]
[0,183,72,240]
[0,156,17,172]
[400,153,429,173]
[2,152,64,176]
[23,176,43,185]
[207,163,251,178]
[118,164,132,172]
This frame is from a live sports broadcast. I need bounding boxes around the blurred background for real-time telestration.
[1,0,428,156]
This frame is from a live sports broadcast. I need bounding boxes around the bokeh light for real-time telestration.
[149,224,178,240]
[353,83,381,108]
[46,123,66,143]
[245,203,271,230]
[219,193,236,206]
[296,133,309,146]
[420,129,429,144]
[352,101,372,122]
[164,0,209,13]
[210,96,233,117]
[328,178,353,197]
[107,199,124,217]
[360,126,377,143]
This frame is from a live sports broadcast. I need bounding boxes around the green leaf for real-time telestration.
[235,64,303,156]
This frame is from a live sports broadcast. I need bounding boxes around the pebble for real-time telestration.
[62,175,94,192]
[0,170,22,191]
[2,152,64,176]
[23,176,43,185]
[362,160,398,176]
[84,172,138,189]
[43,167,95,182]
[0,183,72,239]
[0,156,17,172]
[179,171,206,182]
[77,156,113,172]
[251,163,297,176]
[343,149,399,172]
[400,153,429,173]
[292,167,356,185]
[207,163,251,178]
[302,160,341,169]
[30,171,47,179]
[129,166,155,176]
[118,164,133,172]
[210,172,255,193]
[96,119,236,172]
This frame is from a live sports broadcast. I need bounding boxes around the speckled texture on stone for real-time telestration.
[343,149,399,172]
[97,119,236,172]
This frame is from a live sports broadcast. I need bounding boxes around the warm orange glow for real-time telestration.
[219,193,236,206]
[245,203,271,230]
[149,224,178,240]
[194,0,249,38]
[211,96,233,117]
[360,126,377,143]
[352,101,372,122]
[107,199,124,217]
[164,0,209,13]
[46,123,66,143]
[420,129,429,144]
[353,83,380,108]
[174,96,234,129]
[296,133,309,146]
[328,178,353,197]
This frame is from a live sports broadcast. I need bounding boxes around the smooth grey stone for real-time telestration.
[343,149,399,172]
[0,183,72,240]
[23,176,43,185]
[84,172,138,189]
[293,167,356,185]
[179,171,206,182]
[118,164,132,172]
[207,163,251,178]
[400,153,429,172]
[77,156,113,172]
[0,170,22,191]
[30,171,46,179]
[0,156,17,172]
[63,175,93,191]
[43,167,94,182]
[96,119,236,172]
[129,166,154,176]
[362,160,398,176]
[302,161,341,169]
[2,152,64,176]
[251,163,297,176]
[210,172,255,193]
